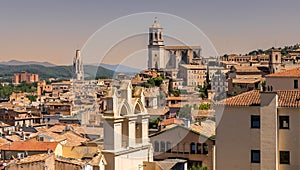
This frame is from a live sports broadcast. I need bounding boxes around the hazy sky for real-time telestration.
[1,0,300,66]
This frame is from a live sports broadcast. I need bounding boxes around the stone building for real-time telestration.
[148,18,201,70]
[101,80,153,170]
[178,64,207,87]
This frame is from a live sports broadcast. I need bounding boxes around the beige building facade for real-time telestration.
[266,67,300,91]
[216,90,300,170]
[179,64,207,87]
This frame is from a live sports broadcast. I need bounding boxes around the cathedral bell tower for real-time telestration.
[148,17,165,70]
[73,49,84,81]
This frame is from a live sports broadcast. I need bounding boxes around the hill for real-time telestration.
[0,60,56,67]
[0,64,115,81]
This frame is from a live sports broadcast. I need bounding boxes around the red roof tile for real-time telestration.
[0,141,59,151]
[266,67,300,77]
[219,90,300,107]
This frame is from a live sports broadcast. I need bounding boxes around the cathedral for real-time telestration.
[148,18,202,70]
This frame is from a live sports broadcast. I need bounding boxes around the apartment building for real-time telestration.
[216,90,300,170]
[12,72,39,84]
[178,64,207,87]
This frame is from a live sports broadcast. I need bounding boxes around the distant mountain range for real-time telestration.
[0,60,142,81]
[0,60,142,73]
[0,60,56,67]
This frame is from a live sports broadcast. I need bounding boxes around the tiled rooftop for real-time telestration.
[219,90,300,107]
[0,141,59,151]
[266,67,300,77]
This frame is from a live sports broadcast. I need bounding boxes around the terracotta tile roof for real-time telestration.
[219,90,261,106]
[158,118,184,126]
[0,141,59,151]
[277,90,300,107]
[219,90,300,107]
[10,153,54,165]
[55,156,87,167]
[147,107,169,116]
[190,120,215,137]
[266,67,300,77]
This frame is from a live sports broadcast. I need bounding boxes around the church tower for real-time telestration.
[269,48,282,74]
[73,49,84,80]
[148,17,165,70]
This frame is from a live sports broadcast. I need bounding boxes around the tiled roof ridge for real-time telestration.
[219,90,300,107]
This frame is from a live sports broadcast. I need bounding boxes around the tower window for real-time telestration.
[275,54,278,61]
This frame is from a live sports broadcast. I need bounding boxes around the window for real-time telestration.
[154,141,159,152]
[197,143,202,154]
[251,150,260,163]
[203,143,208,154]
[166,142,172,153]
[160,141,165,152]
[190,143,196,154]
[294,80,298,89]
[251,115,260,128]
[280,151,290,164]
[279,116,289,129]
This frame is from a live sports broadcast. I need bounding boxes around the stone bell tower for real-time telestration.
[148,17,165,70]
[73,49,84,81]
[269,48,282,74]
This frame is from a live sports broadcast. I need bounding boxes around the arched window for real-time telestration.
[160,141,165,152]
[166,141,172,153]
[190,142,196,154]
[275,54,278,61]
[203,143,209,154]
[197,143,202,154]
[154,141,159,152]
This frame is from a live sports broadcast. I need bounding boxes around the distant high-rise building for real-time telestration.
[12,72,39,84]
[73,49,84,81]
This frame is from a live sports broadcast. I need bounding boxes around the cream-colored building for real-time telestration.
[216,90,300,170]
[101,80,153,170]
[179,64,207,87]
[266,67,300,91]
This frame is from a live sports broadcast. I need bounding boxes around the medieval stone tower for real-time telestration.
[73,49,84,81]
[269,48,282,74]
[148,17,165,70]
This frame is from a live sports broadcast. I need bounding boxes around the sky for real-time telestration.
[1,0,300,66]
